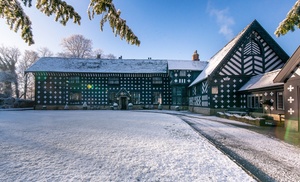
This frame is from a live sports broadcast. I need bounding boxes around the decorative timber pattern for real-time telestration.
[189,20,289,112]
[219,31,285,76]
[34,72,171,106]
[201,81,208,94]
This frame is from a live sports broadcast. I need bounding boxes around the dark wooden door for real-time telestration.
[121,97,127,110]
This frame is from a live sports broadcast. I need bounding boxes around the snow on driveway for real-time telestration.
[180,114,300,181]
[0,110,255,181]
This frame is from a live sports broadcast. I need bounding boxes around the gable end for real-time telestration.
[212,20,289,77]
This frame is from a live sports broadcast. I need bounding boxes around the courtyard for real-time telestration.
[0,110,255,181]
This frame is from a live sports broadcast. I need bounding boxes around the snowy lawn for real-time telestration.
[0,110,255,181]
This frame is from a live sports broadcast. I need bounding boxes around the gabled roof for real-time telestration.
[239,69,283,92]
[167,60,207,71]
[190,28,245,86]
[190,20,289,87]
[25,57,168,74]
[274,46,300,83]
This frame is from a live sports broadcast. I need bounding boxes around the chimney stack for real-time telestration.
[192,50,200,61]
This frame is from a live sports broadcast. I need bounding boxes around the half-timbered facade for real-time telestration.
[274,46,300,131]
[239,69,284,120]
[26,19,300,132]
[168,52,207,109]
[188,20,289,115]
[26,58,171,109]
[26,57,206,110]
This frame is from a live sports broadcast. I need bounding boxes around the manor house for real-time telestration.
[26,20,300,131]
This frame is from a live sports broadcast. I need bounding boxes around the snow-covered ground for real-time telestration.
[178,114,300,181]
[0,110,255,181]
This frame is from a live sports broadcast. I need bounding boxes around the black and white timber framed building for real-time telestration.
[25,58,205,110]
[26,20,300,131]
[188,20,289,115]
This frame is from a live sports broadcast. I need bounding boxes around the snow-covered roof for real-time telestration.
[167,60,207,71]
[239,69,283,91]
[189,21,251,87]
[25,57,168,74]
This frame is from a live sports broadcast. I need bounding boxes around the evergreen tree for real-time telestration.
[275,0,300,36]
[0,0,140,46]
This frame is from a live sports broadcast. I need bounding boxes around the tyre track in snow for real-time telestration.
[179,115,300,182]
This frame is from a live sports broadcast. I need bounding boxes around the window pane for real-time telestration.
[152,77,162,84]
[248,95,253,108]
[179,70,186,76]
[109,92,116,104]
[108,77,119,84]
[176,89,182,96]
[153,92,162,104]
[70,92,81,101]
[68,77,81,87]
[131,92,140,104]
[277,92,284,110]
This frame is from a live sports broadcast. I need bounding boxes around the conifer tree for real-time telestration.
[0,0,140,46]
[275,0,300,36]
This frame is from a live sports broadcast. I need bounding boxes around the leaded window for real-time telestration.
[152,77,162,84]
[179,70,186,76]
[153,92,162,104]
[70,92,82,101]
[277,92,284,110]
[68,77,80,88]
[108,92,116,104]
[172,87,187,105]
[247,94,262,108]
[131,92,140,104]
[108,77,119,84]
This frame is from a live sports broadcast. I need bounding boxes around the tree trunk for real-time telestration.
[14,81,19,99]
[23,74,28,99]
[4,81,12,97]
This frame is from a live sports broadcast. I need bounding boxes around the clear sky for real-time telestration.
[1,0,300,61]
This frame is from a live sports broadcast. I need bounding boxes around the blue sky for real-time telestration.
[1,0,300,61]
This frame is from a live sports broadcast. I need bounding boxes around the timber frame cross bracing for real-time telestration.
[215,22,288,78]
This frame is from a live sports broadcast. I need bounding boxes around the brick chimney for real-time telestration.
[192,50,200,61]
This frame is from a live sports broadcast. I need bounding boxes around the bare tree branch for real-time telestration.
[60,34,93,58]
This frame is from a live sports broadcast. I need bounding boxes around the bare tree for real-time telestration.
[60,34,93,58]
[38,47,53,57]
[104,53,117,59]
[18,50,39,99]
[0,46,21,98]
